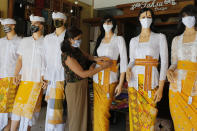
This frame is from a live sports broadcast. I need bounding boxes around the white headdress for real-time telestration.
[0,18,16,25]
[30,15,45,22]
[52,12,67,20]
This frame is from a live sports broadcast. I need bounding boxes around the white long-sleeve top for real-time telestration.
[93,34,128,84]
[17,36,45,82]
[43,30,66,81]
[0,35,21,78]
[128,32,168,89]
[169,34,197,96]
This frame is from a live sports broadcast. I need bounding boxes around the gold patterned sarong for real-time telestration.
[12,81,43,119]
[169,60,197,130]
[129,74,158,131]
[93,82,117,131]
[0,77,17,113]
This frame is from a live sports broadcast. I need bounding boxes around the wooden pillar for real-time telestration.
[8,0,14,18]
[0,0,8,37]
[117,20,124,36]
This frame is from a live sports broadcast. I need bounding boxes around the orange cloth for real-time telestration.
[0,77,17,113]
[135,56,158,92]
[169,60,197,130]
[12,81,42,119]
[129,74,158,131]
[97,60,118,98]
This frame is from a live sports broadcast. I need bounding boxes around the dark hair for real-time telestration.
[136,8,157,35]
[93,15,117,56]
[61,26,82,54]
[176,4,197,36]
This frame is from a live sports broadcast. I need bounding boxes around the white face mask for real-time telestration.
[140,18,152,28]
[182,16,196,28]
[72,39,81,48]
[103,24,113,33]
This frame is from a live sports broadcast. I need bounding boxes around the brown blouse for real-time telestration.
[61,48,92,83]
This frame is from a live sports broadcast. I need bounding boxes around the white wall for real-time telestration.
[94,0,150,9]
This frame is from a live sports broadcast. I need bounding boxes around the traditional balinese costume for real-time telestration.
[0,18,21,130]
[169,34,197,130]
[93,34,128,131]
[43,12,66,131]
[127,32,168,131]
[11,15,45,131]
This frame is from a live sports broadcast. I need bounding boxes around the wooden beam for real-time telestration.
[116,0,194,17]
[8,0,14,18]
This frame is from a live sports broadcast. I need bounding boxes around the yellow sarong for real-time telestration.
[129,74,158,131]
[94,59,118,131]
[93,82,117,131]
[169,60,197,130]
[0,77,17,113]
[12,81,43,119]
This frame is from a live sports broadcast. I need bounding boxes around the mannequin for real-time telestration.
[126,8,168,131]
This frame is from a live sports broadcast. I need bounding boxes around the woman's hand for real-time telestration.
[101,60,112,69]
[89,63,96,70]
[154,80,165,103]
[126,68,132,82]
[115,84,122,97]
[167,69,175,83]
[94,56,110,63]
[154,87,163,103]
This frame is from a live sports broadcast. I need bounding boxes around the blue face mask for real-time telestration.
[72,39,81,48]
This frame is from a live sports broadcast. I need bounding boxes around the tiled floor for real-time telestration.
[31,106,125,131]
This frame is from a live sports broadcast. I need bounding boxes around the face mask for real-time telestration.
[140,18,152,28]
[182,16,196,28]
[3,25,12,33]
[72,39,81,48]
[103,24,113,33]
[54,20,64,28]
[30,25,40,33]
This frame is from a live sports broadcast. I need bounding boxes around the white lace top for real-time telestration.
[93,34,128,84]
[169,33,197,96]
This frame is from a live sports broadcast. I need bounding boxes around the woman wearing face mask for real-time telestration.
[61,26,111,131]
[0,18,21,131]
[93,16,128,131]
[167,5,197,130]
[126,8,168,130]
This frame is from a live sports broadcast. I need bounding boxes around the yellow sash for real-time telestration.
[97,59,118,98]
[177,60,197,104]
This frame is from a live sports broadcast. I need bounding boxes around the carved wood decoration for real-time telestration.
[83,0,195,25]
[116,0,194,17]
